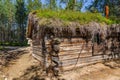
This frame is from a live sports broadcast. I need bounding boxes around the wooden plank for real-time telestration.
[60,55,108,67]
[45,39,92,49]
[59,41,95,52]
[62,60,103,71]
[32,41,41,45]
[53,49,109,60]
[32,53,44,63]
[60,45,92,54]
[60,43,90,47]
[33,52,43,57]
[32,46,41,48]
[59,50,92,56]
[61,54,112,71]
[60,49,92,54]
[32,47,43,57]
[60,46,82,51]
[32,48,42,52]
[45,38,86,45]
[45,43,86,47]
[59,52,92,60]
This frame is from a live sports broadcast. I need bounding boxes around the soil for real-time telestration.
[61,61,120,80]
[0,47,120,80]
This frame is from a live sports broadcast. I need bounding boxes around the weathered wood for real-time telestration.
[60,46,92,51]
[59,50,111,60]
[60,55,104,66]
[32,48,41,51]
[62,60,103,71]
[32,53,44,62]
[46,40,89,47]
[32,45,44,64]
[59,45,103,56]
[32,46,42,48]
[31,36,120,73]
[27,12,120,73]
[60,54,110,71]
[59,50,92,55]
[65,53,116,70]
[45,38,86,44]
[59,52,92,60]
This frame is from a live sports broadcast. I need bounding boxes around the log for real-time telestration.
[61,55,109,67]
[59,52,92,60]
[59,49,92,55]
[60,55,104,66]
[62,59,103,71]
[60,46,92,53]
[61,54,113,71]
[32,53,44,63]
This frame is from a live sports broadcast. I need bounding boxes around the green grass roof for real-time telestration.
[32,10,113,25]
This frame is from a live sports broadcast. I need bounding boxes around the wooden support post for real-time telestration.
[48,37,61,76]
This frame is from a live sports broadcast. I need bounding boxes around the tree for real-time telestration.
[87,0,120,23]
[15,0,27,43]
[27,0,42,13]
[108,0,120,16]
[45,0,57,10]
[87,0,105,13]
[87,0,120,14]
[60,0,83,11]
[0,0,16,43]
[66,0,76,10]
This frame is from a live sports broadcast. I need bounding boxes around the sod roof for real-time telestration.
[27,10,112,39]
[29,10,113,26]
[26,10,120,41]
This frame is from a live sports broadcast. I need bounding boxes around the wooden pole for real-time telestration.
[105,5,109,19]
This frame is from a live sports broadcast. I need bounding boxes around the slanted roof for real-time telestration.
[30,10,112,26]
[26,10,114,40]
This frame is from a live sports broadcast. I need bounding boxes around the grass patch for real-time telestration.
[0,46,4,50]
[0,41,28,46]
[32,10,114,25]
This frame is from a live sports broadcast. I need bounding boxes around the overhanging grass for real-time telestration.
[33,10,114,25]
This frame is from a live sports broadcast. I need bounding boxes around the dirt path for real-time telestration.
[1,47,39,80]
[80,68,120,80]
[0,47,120,80]
[3,54,31,80]
[61,61,120,80]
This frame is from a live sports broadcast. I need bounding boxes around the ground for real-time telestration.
[0,47,120,80]
[62,61,120,80]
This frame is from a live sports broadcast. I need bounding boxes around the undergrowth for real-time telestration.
[0,41,28,46]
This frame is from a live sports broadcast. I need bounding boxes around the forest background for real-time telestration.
[0,0,120,47]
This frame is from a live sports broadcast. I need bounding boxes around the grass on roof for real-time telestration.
[32,10,114,25]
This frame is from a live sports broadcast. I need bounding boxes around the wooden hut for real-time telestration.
[26,11,120,75]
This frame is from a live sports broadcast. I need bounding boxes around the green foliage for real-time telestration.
[27,0,42,13]
[110,16,120,24]
[0,0,119,47]
[15,0,27,25]
[66,0,76,10]
[87,0,105,13]
[87,0,120,22]
[0,0,15,23]
[35,10,113,24]
[0,46,4,50]
[60,0,83,11]
[45,0,57,10]
[15,0,27,42]
[0,41,28,46]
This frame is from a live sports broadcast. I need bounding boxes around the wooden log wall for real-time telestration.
[31,40,44,64]
[44,38,113,71]
[27,13,120,73]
